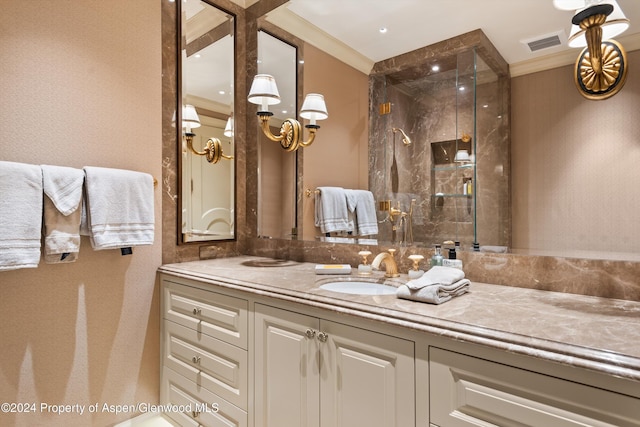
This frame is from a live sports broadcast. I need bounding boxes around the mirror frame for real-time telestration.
[255,27,301,240]
[177,0,238,246]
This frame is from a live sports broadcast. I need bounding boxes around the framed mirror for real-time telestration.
[179,0,235,243]
[256,29,298,240]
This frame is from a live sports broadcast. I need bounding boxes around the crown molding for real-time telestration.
[510,32,640,77]
[265,6,374,75]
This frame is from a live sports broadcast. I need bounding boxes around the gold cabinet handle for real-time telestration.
[192,410,200,418]
[317,331,328,343]
[305,329,316,339]
[192,307,201,315]
[192,356,201,364]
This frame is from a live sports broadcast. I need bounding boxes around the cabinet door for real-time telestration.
[320,320,415,427]
[255,304,320,427]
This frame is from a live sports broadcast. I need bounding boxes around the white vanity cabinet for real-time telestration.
[429,347,640,427]
[254,303,415,427]
[161,278,249,427]
[158,263,640,427]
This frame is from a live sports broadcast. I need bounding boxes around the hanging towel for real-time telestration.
[314,186,353,234]
[396,278,470,304]
[83,166,155,250]
[0,161,43,270]
[41,165,84,263]
[345,189,378,236]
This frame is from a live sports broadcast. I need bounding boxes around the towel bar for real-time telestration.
[304,188,320,198]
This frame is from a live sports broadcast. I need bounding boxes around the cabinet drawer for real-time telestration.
[164,321,248,410]
[163,279,248,349]
[430,347,640,427]
[161,366,247,427]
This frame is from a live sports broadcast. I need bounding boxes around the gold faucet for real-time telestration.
[371,249,400,278]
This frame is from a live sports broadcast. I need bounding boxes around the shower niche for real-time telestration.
[431,137,474,223]
[369,30,511,249]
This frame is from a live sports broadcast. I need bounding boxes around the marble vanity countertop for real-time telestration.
[159,256,640,382]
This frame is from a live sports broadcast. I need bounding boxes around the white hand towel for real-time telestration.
[405,265,465,290]
[41,165,84,263]
[345,189,378,236]
[0,161,43,270]
[397,278,470,305]
[83,166,155,250]
[314,186,353,234]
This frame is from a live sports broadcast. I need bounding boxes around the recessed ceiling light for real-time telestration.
[194,54,201,59]
[459,86,465,91]
[431,65,440,72]
[219,90,225,95]
[483,104,489,108]
[379,27,388,34]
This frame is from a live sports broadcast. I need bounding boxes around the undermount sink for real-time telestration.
[318,280,398,295]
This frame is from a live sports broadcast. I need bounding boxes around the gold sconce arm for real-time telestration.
[257,112,319,152]
[185,133,234,164]
[571,3,628,100]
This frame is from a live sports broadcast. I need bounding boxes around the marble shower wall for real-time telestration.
[369,31,510,249]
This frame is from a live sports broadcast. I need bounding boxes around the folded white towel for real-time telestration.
[397,278,470,304]
[345,189,378,236]
[41,165,84,263]
[0,161,43,270]
[314,187,353,234]
[83,166,155,250]
[405,265,465,290]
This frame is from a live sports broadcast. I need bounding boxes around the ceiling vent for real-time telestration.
[521,31,566,53]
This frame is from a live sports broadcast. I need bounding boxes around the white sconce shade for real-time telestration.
[300,93,328,125]
[224,116,234,137]
[553,0,588,10]
[568,0,629,48]
[182,104,201,130]
[454,150,471,163]
[248,74,281,111]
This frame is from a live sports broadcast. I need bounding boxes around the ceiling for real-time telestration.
[260,0,640,76]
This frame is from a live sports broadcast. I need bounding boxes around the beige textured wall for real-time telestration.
[301,44,369,240]
[512,49,640,259]
[0,1,162,426]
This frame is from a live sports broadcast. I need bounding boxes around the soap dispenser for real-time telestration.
[357,250,373,275]
[430,244,444,267]
[408,254,425,279]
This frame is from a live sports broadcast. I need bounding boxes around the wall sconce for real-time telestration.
[224,115,234,138]
[454,132,472,163]
[183,105,233,164]
[248,74,328,152]
[554,0,629,100]
[454,150,471,163]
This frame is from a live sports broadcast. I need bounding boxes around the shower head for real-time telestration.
[392,128,412,146]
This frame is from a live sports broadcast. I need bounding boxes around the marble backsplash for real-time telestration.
[242,238,640,301]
